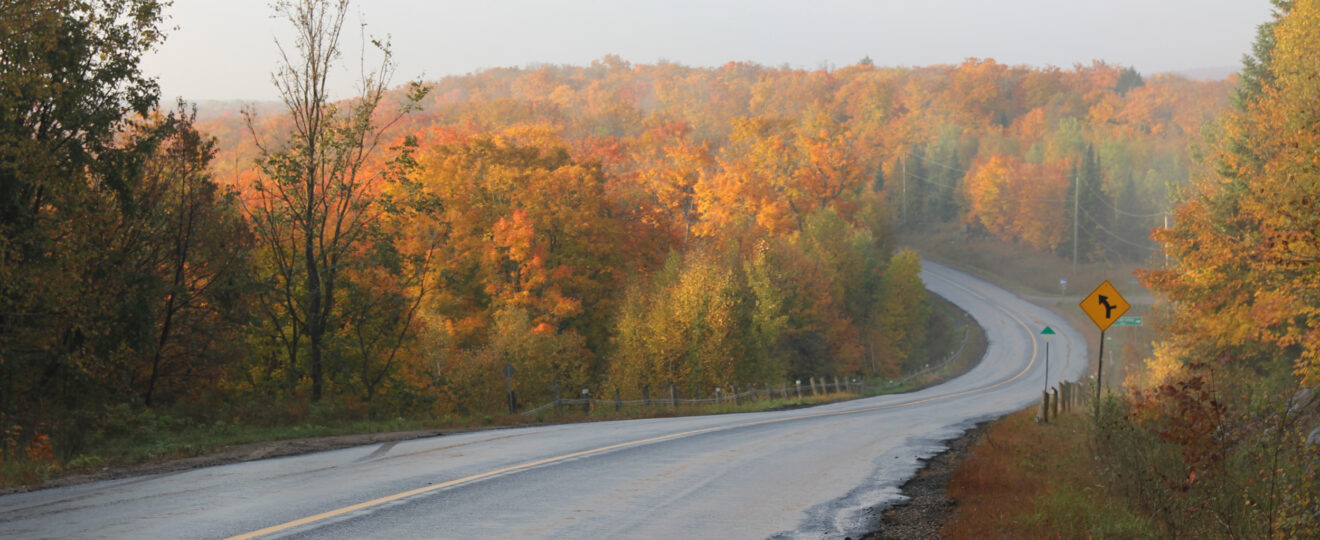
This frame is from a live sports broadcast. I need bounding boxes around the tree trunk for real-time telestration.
[306,154,323,402]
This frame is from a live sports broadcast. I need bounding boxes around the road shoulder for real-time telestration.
[855,422,986,540]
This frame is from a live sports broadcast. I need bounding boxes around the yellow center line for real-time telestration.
[228,271,1042,539]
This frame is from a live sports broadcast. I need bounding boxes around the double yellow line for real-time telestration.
[228,270,1039,539]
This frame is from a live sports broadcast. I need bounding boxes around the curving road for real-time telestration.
[0,260,1088,539]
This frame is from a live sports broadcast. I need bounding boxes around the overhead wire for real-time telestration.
[1080,172,1169,219]
[911,150,1074,182]
[891,149,1169,252]
[1078,204,1162,252]
[900,149,1173,215]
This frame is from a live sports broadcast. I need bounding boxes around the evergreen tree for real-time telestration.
[1061,145,1113,262]
[1114,66,1145,96]
[1233,0,1294,110]
[898,144,926,225]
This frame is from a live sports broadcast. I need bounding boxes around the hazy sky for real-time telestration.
[142,0,1276,103]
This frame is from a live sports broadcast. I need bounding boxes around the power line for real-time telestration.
[1078,204,1162,252]
[892,149,1169,246]
[911,151,1075,182]
[1081,173,1168,219]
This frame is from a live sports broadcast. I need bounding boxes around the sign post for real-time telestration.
[1041,326,1056,394]
[1080,280,1130,420]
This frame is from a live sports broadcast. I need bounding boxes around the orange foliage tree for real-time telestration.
[962,154,1068,251]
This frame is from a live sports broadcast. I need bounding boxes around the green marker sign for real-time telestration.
[1040,326,1055,394]
[1114,316,1143,326]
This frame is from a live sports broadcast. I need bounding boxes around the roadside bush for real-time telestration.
[1092,365,1320,538]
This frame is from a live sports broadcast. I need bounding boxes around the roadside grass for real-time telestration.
[3,390,869,489]
[942,408,1158,539]
[906,226,1166,538]
[3,413,441,486]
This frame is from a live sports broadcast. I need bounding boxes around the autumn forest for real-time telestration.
[7,2,1320,529]
[2,0,1228,458]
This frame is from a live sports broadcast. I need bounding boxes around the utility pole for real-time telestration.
[1163,213,1169,269]
[1072,170,1080,276]
[901,153,907,224]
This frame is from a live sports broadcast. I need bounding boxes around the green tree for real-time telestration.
[1113,66,1145,96]
[0,0,168,454]
[877,249,929,373]
[1061,144,1113,262]
[1233,0,1294,110]
[128,104,255,408]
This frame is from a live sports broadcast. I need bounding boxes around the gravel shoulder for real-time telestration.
[856,422,988,540]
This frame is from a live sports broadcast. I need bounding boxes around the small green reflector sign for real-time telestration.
[1041,326,1056,335]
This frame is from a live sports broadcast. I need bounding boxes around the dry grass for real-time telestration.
[903,227,1160,537]
[942,409,1156,539]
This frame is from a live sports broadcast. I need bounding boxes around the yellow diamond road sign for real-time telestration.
[1080,280,1130,332]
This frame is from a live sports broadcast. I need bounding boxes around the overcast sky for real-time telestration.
[142,0,1276,103]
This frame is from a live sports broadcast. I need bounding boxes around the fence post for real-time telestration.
[553,381,561,414]
[795,379,801,399]
[1038,390,1050,423]
[642,384,651,407]
[715,387,722,404]
[733,384,740,405]
[614,388,622,411]
[810,377,819,397]
[670,382,678,408]
[1051,387,1060,418]
[833,376,841,394]
[581,388,591,414]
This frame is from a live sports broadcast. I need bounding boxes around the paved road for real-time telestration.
[0,261,1089,539]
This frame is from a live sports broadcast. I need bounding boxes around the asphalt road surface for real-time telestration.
[0,260,1089,539]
